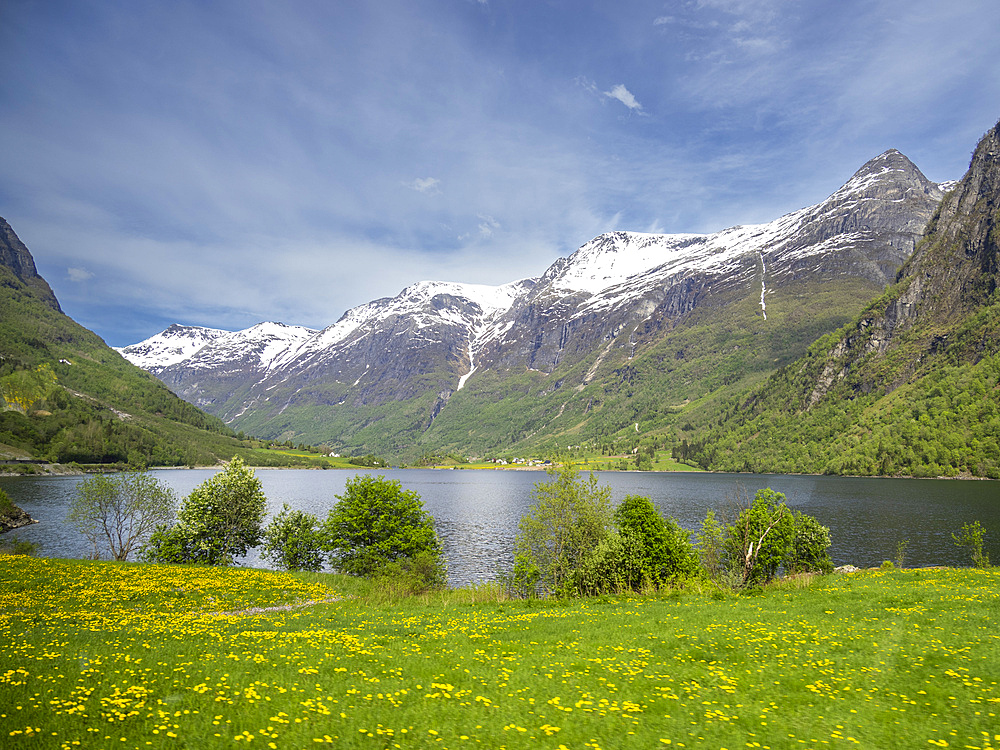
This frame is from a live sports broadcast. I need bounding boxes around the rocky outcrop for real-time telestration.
[0,499,37,533]
[0,217,62,312]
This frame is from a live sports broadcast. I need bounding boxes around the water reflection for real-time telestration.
[2,469,998,587]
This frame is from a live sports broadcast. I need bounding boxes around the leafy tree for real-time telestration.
[0,363,57,414]
[725,488,794,587]
[613,495,698,586]
[322,474,444,580]
[953,520,989,568]
[785,510,834,575]
[261,504,325,571]
[66,469,176,561]
[513,465,613,596]
[143,457,266,565]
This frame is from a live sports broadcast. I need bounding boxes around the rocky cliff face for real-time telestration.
[119,149,952,449]
[0,218,61,312]
[804,122,1000,403]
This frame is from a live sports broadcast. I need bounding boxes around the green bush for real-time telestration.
[322,474,445,583]
[953,520,989,568]
[0,534,37,556]
[613,495,698,586]
[785,511,834,575]
[143,457,267,565]
[573,531,644,596]
[696,508,729,582]
[501,552,541,599]
[370,550,448,596]
[261,504,325,572]
[512,465,613,597]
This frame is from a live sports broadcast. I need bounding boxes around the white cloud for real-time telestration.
[405,177,441,194]
[477,214,500,238]
[67,267,94,282]
[603,84,643,111]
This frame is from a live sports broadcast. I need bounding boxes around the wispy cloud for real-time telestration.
[603,84,643,112]
[477,214,500,239]
[67,267,94,282]
[404,177,442,194]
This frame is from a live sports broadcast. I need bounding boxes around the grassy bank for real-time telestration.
[1,557,998,749]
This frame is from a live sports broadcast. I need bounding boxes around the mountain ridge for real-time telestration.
[119,149,952,458]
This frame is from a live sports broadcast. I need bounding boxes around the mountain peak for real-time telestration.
[837,148,940,199]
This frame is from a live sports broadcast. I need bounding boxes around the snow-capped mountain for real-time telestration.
[118,149,951,453]
[117,325,233,371]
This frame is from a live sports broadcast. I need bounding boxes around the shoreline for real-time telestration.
[1,461,994,481]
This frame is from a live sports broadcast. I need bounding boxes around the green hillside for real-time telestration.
[0,257,237,465]
[269,274,887,462]
[0,221,338,469]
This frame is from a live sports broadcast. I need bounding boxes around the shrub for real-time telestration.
[261,504,325,572]
[785,511,834,575]
[0,488,14,516]
[613,495,698,586]
[143,457,267,565]
[371,550,448,596]
[512,465,613,597]
[895,539,909,569]
[952,520,989,568]
[322,474,444,582]
[574,529,650,596]
[696,508,728,581]
[0,534,38,556]
[501,552,541,599]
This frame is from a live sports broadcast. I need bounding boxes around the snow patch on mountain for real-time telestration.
[116,325,230,370]
[119,322,316,373]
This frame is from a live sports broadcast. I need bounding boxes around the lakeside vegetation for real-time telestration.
[1,556,998,749]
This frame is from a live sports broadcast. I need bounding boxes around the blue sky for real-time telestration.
[2,0,999,347]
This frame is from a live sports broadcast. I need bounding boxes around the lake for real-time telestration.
[3,468,999,586]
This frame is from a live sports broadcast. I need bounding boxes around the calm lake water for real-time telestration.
[3,469,999,586]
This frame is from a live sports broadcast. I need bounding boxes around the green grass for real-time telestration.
[2,557,998,749]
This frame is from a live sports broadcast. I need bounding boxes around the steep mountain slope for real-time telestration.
[1,217,63,314]
[0,218,248,466]
[121,150,950,458]
[693,121,1000,477]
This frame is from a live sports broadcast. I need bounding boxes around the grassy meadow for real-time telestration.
[1,556,998,749]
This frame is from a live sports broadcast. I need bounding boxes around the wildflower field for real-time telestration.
[1,557,998,749]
